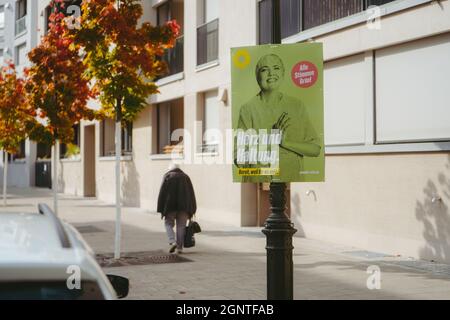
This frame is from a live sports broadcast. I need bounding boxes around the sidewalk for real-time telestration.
[2,187,450,300]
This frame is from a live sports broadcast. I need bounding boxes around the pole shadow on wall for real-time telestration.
[291,192,306,238]
[121,159,140,208]
[58,161,66,196]
[416,154,450,263]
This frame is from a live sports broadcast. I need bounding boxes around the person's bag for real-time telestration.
[184,219,202,248]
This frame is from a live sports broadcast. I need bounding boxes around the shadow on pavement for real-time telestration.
[70,220,426,300]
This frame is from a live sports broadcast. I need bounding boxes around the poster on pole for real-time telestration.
[231,43,324,183]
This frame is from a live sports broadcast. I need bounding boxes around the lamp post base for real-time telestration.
[262,182,297,300]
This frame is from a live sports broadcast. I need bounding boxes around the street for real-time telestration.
[2,187,450,300]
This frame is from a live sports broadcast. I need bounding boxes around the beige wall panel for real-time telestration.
[291,152,450,263]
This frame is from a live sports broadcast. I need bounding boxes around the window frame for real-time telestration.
[16,0,27,20]
[60,124,81,160]
[155,1,185,80]
[37,142,52,161]
[198,89,220,154]
[15,43,27,66]
[0,5,5,29]
[153,100,184,156]
[8,140,26,163]
[99,119,133,158]
[196,0,219,67]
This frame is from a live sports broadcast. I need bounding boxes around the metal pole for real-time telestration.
[261,0,297,300]
[3,151,8,207]
[53,139,59,216]
[114,112,122,260]
[114,0,122,261]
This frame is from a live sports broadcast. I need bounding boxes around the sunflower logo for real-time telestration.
[233,49,251,69]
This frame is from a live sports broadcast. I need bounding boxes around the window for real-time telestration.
[60,124,81,159]
[258,0,273,44]
[153,98,184,155]
[37,142,52,160]
[45,0,83,35]
[157,0,184,77]
[44,6,52,34]
[16,0,27,20]
[280,0,301,39]
[197,0,219,66]
[9,140,26,162]
[121,121,133,155]
[15,43,27,66]
[0,281,105,300]
[100,119,133,157]
[258,0,397,43]
[199,90,220,153]
[0,5,5,29]
[157,1,170,26]
[367,0,396,6]
[259,0,303,44]
[302,0,363,30]
[15,0,27,36]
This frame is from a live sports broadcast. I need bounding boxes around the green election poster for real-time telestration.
[231,43,324,183]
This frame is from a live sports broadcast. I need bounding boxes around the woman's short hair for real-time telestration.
[255,54,285,79]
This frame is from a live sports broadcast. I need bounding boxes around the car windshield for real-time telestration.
[0,281,105,300]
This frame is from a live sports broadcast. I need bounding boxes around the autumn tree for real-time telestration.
[26,0,96,215]
[0,62,42,206]
[71,0,179,258]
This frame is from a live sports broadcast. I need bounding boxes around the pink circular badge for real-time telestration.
[291,61,318,88]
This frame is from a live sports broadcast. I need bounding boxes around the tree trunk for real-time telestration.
[3,151,8,207]
[114,100,122,260]
[53,139,59,215]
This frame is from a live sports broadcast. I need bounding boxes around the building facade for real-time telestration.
[8,0,450,263]
[0,0,39,188]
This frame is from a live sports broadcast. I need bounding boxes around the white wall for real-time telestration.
[375,33,450,143]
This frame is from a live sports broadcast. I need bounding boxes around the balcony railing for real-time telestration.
[197,19,219,66]
[197,142,219,154]
[162,35,184,77]
[15,16,27,36]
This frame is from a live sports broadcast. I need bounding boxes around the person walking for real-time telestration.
[157,163,197,254]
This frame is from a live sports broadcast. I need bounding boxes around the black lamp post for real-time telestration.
[261,0,297,300]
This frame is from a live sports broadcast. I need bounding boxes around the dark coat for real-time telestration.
[157,168,197,218]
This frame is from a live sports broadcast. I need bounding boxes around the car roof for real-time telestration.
[0,208,102,282]
[0,206,117,298]
[0,212,63,254]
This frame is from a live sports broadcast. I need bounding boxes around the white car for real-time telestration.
[0,204,128,300]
